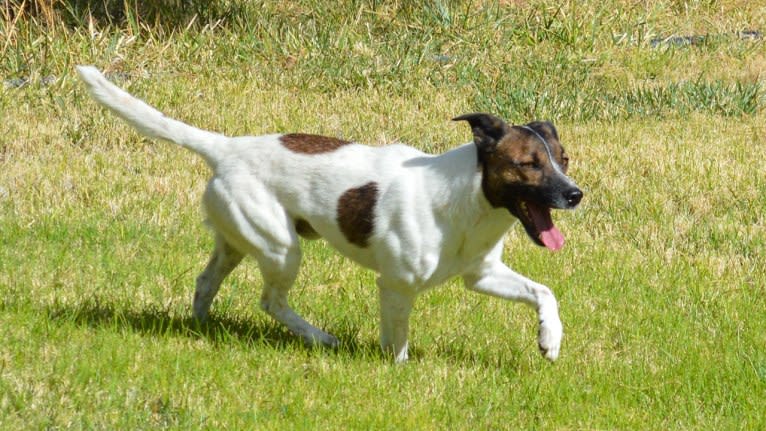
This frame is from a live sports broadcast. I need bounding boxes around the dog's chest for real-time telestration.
[369,204,513,289]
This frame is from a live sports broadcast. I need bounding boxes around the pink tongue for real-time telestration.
[527,202,565,251]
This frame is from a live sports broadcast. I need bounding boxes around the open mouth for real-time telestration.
[514,200,565,251]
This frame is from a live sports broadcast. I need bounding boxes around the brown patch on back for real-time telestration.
[337,182,379,247]
[281,133,350,154]
[295,219,320,239]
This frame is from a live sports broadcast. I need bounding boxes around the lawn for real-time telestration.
[1,0,765,429]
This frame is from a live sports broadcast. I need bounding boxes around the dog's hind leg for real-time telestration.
[193,234,244,321]
[202,177,338,347]
[258,245,340,348]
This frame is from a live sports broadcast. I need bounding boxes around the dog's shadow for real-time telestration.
[46,298,382,359]
[46,299,520,368]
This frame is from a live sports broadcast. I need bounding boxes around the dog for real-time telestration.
[76,65,582,362]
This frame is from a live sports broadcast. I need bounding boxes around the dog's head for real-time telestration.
[454,113,583,251]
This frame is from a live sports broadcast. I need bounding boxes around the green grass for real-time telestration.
[2,0,765,428]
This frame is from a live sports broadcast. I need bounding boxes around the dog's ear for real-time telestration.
[452,113,512,154]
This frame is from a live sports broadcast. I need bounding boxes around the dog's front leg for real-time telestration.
[377,278,416,363]
[463,262,563,361]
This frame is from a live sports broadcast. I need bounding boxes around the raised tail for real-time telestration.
[76,65,224,167]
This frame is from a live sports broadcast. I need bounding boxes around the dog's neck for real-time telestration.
[410,143,513,259]
[422,143,509,222]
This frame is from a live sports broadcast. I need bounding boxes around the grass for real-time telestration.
[2,0,765,428]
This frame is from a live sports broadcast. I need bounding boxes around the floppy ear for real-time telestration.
[452,113,512,154]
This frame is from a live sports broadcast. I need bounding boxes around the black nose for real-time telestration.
[565,188,583,207]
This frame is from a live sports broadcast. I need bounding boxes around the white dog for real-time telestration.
[77,66,582,362]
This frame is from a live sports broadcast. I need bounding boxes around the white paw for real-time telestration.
[192,291,213,322]
[380,341,409,363]
[394,342,409,363]
[323,333,340,349]
[306,330,339,349]
[538,316,563,361]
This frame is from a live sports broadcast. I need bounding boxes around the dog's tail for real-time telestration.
[76,65,224,168]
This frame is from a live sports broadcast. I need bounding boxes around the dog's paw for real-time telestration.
[192,307,209,323]
[538,316,563,362]
[305,331,339,349]
[323,333,340,349]
[192,291,213,322]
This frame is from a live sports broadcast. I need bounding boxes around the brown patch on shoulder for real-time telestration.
[295,219,320,239]
[280,133,351,154]
[337,182,379,247]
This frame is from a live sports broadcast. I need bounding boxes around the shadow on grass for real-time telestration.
[45,298,383,360]
[44,298,520,368]
[435,343,523,372]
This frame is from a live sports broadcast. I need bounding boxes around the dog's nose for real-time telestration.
[565,188,583,207]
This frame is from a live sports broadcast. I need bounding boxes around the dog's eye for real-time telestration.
[519,161,541,169]
[512,158,540,169]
